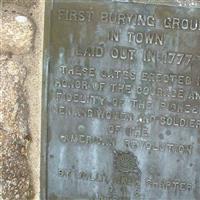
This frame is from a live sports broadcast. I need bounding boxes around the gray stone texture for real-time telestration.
[0,2,36,200]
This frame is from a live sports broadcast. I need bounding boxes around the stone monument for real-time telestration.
[1,0,200,200]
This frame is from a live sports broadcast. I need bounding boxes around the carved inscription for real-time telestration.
[46,2,200,200]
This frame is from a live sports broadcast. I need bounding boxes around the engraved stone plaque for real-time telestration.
[42,1,200,199]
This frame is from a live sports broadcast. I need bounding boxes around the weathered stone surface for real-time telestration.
[1,0,37,8]
[0,5,36,200]
[0,7,35,55]
[0,56,34,199]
